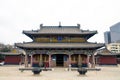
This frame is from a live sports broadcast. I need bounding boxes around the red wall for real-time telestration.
[117,58,120,64]
[0,60,3,62]
[5,56,21,64]
[98,56,117,65]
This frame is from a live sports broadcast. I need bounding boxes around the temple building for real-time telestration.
[15,24,104,68]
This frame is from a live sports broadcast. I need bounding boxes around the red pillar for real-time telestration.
[49,54,51,67]
[91,54,95,68]
[87,55,90,68]
[30,55,33,67]
[68,54,71,67]
[78,54,82,67]
[25,54,28,67]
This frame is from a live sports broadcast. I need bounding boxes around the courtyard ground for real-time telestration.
[0,65,120,80]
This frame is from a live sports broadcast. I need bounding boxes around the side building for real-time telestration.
[15,24,104,68]
[106,43,120,64]
[96,48,118,65]
[106,43,120,53]
[0,52,24,65]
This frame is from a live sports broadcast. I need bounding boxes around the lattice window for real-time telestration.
[70,38,86,43]
[34,37,50,42]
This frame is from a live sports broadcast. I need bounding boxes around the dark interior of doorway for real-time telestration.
[56,54,64,66]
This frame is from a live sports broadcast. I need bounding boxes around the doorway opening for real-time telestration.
[56,54,64,66]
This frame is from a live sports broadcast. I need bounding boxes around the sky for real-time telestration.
[0,0,120,45]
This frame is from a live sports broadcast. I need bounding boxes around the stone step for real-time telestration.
[53,67,66,71]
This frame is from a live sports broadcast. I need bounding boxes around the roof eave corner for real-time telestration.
[22,30,30,36]
[22,30,25,34]
[96,30,98,34]
[14,43,18,48]
[100,44,105,49]
[40,23,43,29]
[14,43,19,47]
[93,30,98,35]
[77,24,81,29]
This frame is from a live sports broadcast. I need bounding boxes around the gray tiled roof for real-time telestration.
[23,26,97,34]
[97,48,119,55]
[15,42,104,49]
[0,52,22,55]
[39,26,81,34]
[97,52,118,55]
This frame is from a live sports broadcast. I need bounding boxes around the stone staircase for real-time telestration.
[53,67,67,71]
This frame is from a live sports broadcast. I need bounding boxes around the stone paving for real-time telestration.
[0,65,120,80]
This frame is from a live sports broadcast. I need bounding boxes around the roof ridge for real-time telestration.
[40,26,80,28]
[40,24,80,29]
